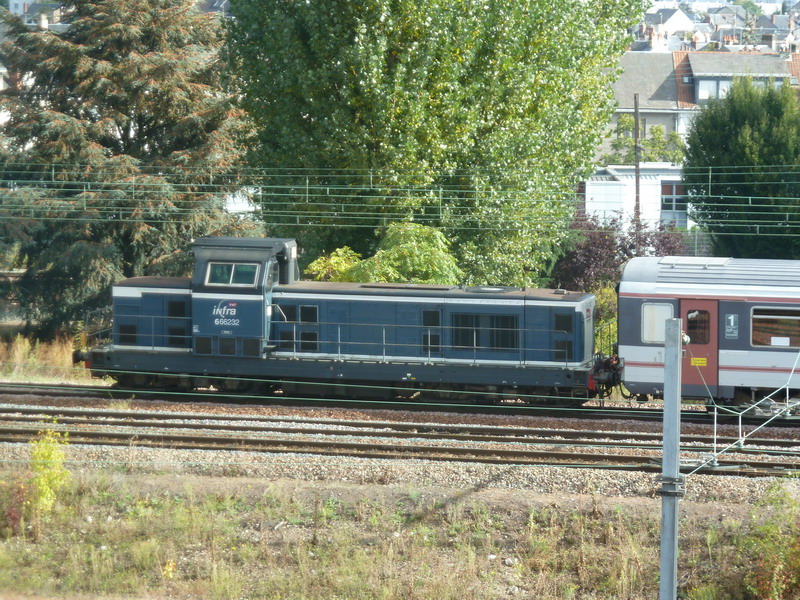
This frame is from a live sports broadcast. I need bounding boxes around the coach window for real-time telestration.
[641,303,674,344]
[752,308,800,347]
[685,310,710,344]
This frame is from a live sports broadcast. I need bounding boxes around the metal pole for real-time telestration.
[634,93,642,255]
[659,318,685,600]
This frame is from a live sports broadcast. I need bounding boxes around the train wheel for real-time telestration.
[216,378,256,394]
[115,373,153,388]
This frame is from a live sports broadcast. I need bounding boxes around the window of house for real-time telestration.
[697,79,716,101]
[752,308,800,348]
[661,181,688,228]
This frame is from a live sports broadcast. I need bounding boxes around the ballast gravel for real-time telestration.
[0,441,797,505]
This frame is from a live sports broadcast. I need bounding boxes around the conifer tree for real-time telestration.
[0,0,258,336]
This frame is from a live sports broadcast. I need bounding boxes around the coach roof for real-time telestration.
[620,256,800,298]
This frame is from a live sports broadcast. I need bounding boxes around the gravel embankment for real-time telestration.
[0,441,797,505]
[2,394,799,506]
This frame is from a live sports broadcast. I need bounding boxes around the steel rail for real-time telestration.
[1,405,798,451]
[1,424,797,477]
[0,382,718,423]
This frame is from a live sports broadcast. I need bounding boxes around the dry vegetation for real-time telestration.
[0,334,93,384]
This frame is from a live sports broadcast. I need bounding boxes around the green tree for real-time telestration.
[601,115,685,164]
[733,0,762,17]
[683,78,800,259]
[0,0,259,336]
[306,222,463,284]
[225,0,642,286]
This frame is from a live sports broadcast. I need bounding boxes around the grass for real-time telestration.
[0,463,798,599]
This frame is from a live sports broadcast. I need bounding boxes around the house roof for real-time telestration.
[612,52,679,110]
[756,15,778,30]
[645,8,678,25]
[709,5,747,19]
[686,52,792,78]
[771,14,791,29]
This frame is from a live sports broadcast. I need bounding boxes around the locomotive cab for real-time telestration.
[189,237,298,358]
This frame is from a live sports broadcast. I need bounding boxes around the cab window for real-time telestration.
[206,262,260,287]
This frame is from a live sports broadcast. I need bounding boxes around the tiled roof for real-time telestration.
[672,51,696,109]
[612,52,679,110]
[789,54,800,82]
[687,52,792,78]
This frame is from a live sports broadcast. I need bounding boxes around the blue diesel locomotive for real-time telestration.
[86,237,617,405]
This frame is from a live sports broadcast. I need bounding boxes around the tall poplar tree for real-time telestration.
[0,0,258,336]
[225,0,642,286]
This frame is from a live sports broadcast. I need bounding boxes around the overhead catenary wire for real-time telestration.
[1,163,800,235]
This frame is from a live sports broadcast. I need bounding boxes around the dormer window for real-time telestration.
[206,262,260,287]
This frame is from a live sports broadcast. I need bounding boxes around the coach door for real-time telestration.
[680,299,719,391]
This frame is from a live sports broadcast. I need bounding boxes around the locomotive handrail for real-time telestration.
[274,318,580,365]
[109,311,585,366]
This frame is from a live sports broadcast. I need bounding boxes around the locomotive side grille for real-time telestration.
[195,336,212,355]
[119,324,137,345]
[243,338,261,357]
[219,338,236,355]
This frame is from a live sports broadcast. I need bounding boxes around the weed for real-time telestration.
[29,427,71,516]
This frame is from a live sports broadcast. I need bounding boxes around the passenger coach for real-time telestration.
[619,256,800,405]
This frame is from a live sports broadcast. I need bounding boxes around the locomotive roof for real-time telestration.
[274,280,591,302]
[111,275,592,303]
[620,256,800,299]
[115,276,191,289]
[192,237,297,251]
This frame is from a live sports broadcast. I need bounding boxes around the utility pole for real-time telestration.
[659,318,685,599]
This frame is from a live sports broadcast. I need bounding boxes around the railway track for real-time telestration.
[0,380,788,426]
[1,404,798,477]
